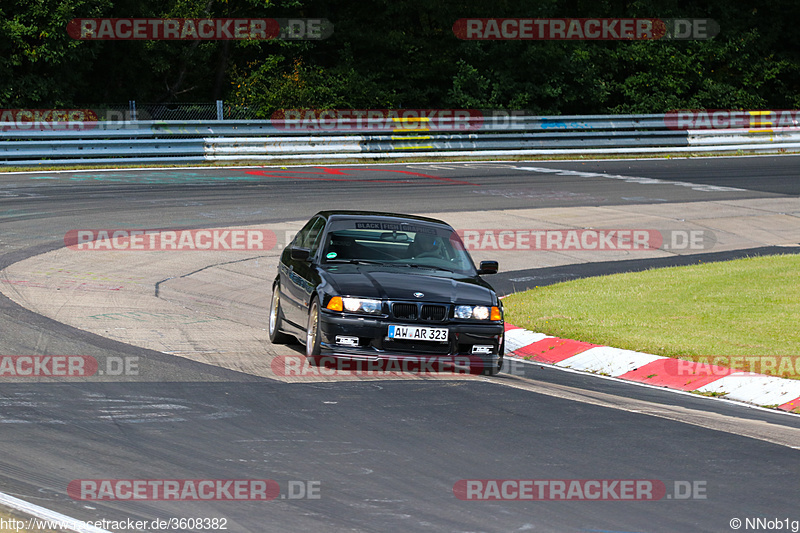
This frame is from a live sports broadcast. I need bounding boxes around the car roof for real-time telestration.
[314,210,454,228]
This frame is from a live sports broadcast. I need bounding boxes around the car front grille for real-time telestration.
[420,304,447,322]
[392,303,418,320]
[392,302,449,322]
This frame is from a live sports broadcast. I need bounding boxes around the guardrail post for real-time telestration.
[216,100,224,121]
[129,100,137,122]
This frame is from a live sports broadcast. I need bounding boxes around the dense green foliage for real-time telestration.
[2,0,798,114]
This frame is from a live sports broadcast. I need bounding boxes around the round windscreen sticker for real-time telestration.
[327,252,337,259]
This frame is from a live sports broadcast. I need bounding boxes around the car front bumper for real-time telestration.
[316,310,504,372]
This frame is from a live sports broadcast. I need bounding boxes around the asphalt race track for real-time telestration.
[0,156,799,532]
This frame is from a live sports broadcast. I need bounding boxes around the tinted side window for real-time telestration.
[293,217,323,248]
[292,218,315,247]
[306,218,326,254]
[294,217,326,251]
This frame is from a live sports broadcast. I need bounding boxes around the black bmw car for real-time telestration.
[269,211,504,375]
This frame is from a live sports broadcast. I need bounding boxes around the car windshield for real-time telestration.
[321,219,477,276]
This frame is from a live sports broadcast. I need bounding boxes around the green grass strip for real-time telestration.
[503,254,800,378]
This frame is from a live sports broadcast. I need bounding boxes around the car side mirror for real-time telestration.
[477,260,498,275]
[290,247,311,261]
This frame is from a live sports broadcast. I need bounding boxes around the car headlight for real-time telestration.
[327,296,382,314]
[455,305,502,320]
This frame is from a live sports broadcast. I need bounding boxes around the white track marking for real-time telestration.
[0,492,110,533]
[514,165,746,192]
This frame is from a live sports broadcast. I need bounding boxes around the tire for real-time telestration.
[305,296,322,361]
[268,285,292,344]
[482,362,499,376]
[482,339,504,376]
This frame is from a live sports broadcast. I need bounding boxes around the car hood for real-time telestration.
[322,265,498,305]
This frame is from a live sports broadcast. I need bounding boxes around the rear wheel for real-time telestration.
[268,285,292,344]
[305,296,322,361]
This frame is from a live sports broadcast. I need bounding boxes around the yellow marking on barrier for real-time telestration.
[391,127,430,132]
[390,136,433,140]
[391,117,432,122]
[392,145,434,150]
[748,111,774,127]
[749,129,774,133]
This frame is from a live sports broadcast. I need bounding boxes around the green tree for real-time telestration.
[2,0,799,114]
[0,0,113,106]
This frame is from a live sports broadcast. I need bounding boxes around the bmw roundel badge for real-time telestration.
[414,292,424,298]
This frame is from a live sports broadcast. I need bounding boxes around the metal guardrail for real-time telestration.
[1,115,799,166]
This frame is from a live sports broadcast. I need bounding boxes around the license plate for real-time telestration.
[388,325,448,342]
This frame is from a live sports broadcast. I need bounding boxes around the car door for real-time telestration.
[281,216,326,326]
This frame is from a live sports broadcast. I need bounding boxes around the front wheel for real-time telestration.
[482,361,500,376]
[482,339,504,376]
[305,296,322,360]
[268,286,292,344]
